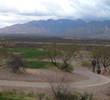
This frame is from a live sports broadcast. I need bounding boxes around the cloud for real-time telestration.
[0,0,110,27]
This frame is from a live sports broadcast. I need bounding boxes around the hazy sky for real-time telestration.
[0,0,110,27]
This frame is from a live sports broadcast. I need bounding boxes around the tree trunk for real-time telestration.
[104,66,107,72]
[97,65,101,74]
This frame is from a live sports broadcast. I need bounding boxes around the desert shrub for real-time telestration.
[50,78,94,100]
[37,93,51,100]
[64,65,74,72]
[45,96,51,100]
[0,96,27,100]
[0,90,27,100]
[81,60,91,67]
[81,92,93,100]
[7,54,28,73]
[0,90,18,97]
[37,93,45,100]
[0,48,9,67]
[0,90,52,100]
[107,91,110,96]
[54,91,93,100]
[27,91,36,97]
[51,89,94,100]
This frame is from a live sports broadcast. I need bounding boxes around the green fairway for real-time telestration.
[9,48,55,69]
[28,61,54,69]
[10,48,48,58]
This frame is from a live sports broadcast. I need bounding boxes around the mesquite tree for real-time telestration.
[91,46,110,72]
[91,47,101,70]
[100,47,110,71]
[48,44,78,72]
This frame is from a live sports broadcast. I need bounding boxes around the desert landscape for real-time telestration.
[0,0,110,100]
[0,38,109,100]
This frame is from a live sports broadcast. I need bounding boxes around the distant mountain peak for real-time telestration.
[0,19,110,39]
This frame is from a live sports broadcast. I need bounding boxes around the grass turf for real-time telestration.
[10,48,48,58]
[28,61,54,69]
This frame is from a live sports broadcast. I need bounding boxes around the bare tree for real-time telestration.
[99,46,110,72]
[48,44,78,72]
[7,54,27,73]
[91,47,101,74]
[91,46,110,73]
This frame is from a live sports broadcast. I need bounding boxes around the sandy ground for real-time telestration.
[0,68,88,82]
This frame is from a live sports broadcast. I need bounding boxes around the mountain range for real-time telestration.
[0,19,110,39]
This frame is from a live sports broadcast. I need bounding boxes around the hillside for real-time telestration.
[0,19,110,38]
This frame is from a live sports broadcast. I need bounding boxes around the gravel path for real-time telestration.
[0,67,109,88]
[73,67,110,88]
